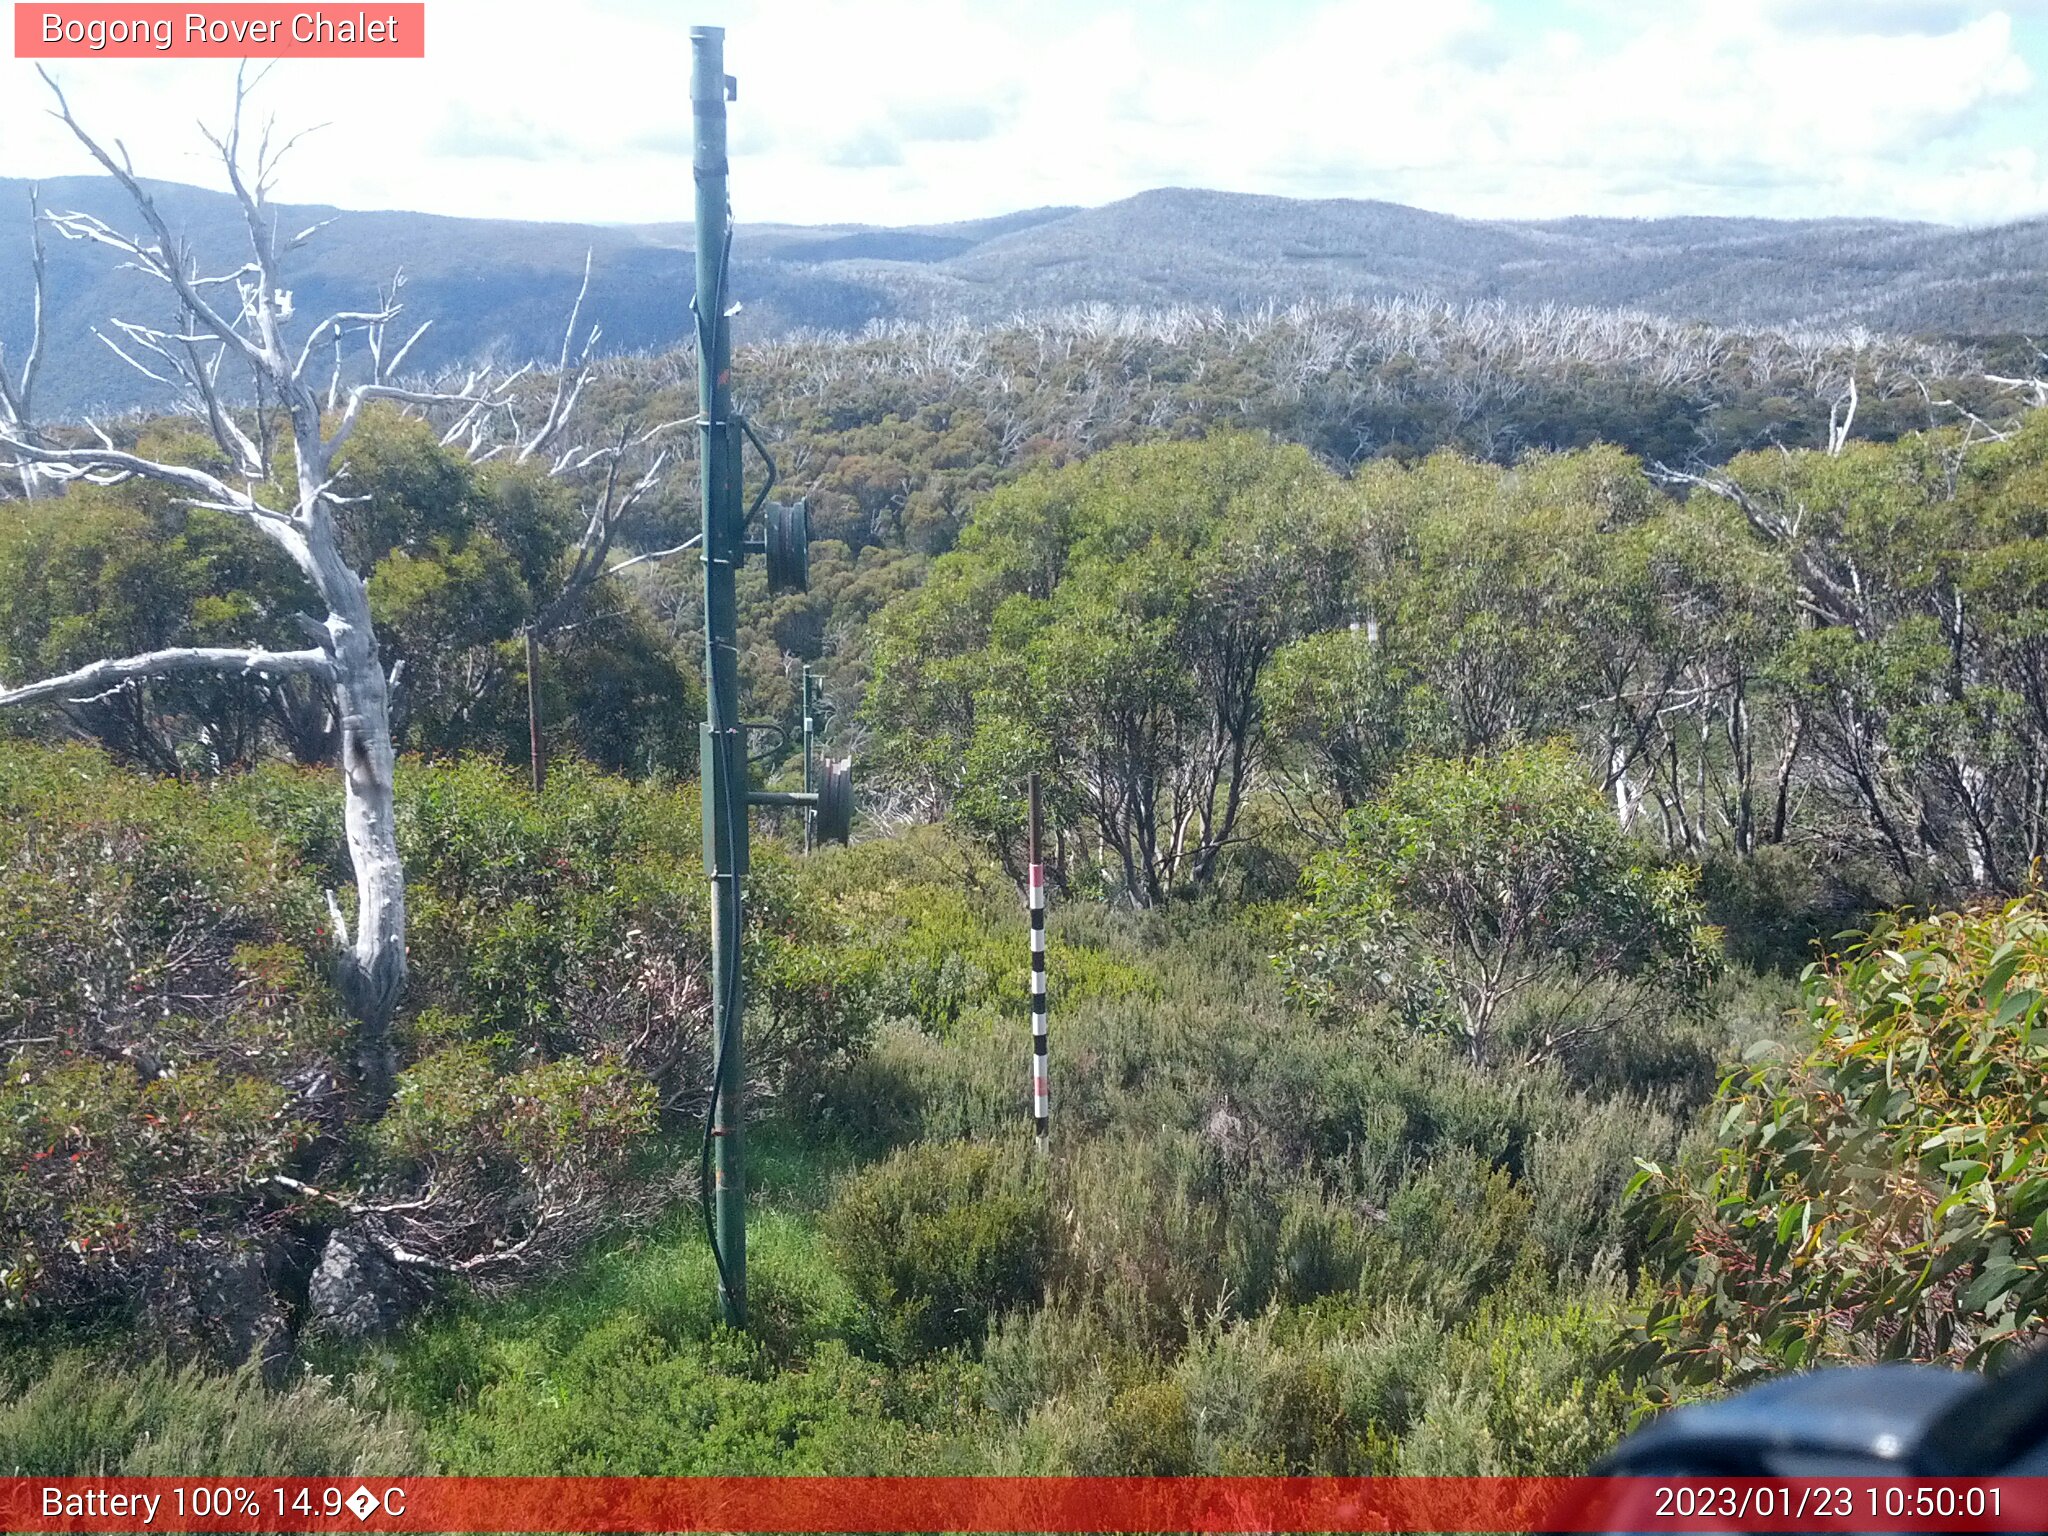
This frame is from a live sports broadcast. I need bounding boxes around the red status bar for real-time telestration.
[4,1476,2048,1533]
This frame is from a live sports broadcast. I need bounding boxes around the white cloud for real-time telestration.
[0,0,2041,227]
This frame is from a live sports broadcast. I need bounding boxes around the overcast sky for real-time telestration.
[5,0,2048,229]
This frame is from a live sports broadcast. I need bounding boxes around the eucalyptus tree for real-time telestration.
[869,432,1342,904]
[1658,422,2044,893]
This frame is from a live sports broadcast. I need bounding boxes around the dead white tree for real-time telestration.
[1827,373,1858,456]
[1985,339,2048,411]
[0,68,510,1110]
[0,187,47,499]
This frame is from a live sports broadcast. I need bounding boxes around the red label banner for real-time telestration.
[13,4,425,57]
[2,1476,2047,1533]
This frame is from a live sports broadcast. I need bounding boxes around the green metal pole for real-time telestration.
[693,23,746,1329]
[802,667,816,855]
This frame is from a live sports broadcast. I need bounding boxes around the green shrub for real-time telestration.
[1052,1129,1275,1342]
[0,1354,422,1474]
[1274,1191,1368,1307]
[1281,743,1721,1069]
[1697,844,1874,975]
[424,1313,868,1475]
[1316,1304,1444,1449]
[393,756,711,1072]
[1099,1380,1198,1474]
[412,1302,988,1475]
[0,743,885,1356]
[824,1140,1051,1357]
[384,756,870,1117]
[1451,1301,1640,1474]
[0,745,341,1330]
[809,1018,943,1152]
[1364,1153,1545,1316]
[1522,1095,1680,1272]
[980,1304,1147,1424]
[798,828,1158,1046]
[1176,1318,1370,1474]
[1632,895,2048,1387]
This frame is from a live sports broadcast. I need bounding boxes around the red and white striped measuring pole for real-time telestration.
[1028,772,1049,1148]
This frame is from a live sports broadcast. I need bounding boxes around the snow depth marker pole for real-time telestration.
[802,666,816,855]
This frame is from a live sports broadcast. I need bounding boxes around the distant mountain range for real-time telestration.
[3,176,2046,416]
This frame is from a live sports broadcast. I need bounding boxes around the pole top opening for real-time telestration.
[691,24,724,41]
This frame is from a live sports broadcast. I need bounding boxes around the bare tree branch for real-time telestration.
[516,248,597,464]
[325,376,506,467]
[607,533,701,576]
[0,433,305,540]
[1985,372,2048,409]
[36,65,271,379]
[1651,459,1867,633]
[0,645,334,710]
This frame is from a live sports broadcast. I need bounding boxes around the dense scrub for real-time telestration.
[0,757,1756,1471]
[0,745,855,1366]
[0,1355,421,1476]
[871,415,2048,926]
[0,411,699,779]
[359,838,1734,1475]
[0,746,343,1350]
[1281,745,1721,1071]
[14,322,2039,921]
[0,681,2027,1470]
[535,304,2016,809]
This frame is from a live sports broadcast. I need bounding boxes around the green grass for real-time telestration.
[0,1355,422,1476]
[345,1124,1000,1475]
[374,1128,863,1404]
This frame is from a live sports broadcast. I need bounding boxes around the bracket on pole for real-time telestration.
[745,759,852,845]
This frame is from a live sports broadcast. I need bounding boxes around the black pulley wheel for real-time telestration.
[814,757,853,845]
[764,499,810,594]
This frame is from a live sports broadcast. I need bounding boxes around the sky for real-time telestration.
[5,0,2048,229]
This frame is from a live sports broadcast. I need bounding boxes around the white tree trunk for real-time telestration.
[309,525,406,1101]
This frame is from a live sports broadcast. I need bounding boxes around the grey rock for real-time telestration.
[167,1245,291,1383]
[1203,1103,1246,1157]
[282,1065,341,1108]
[306,1227,412,1341]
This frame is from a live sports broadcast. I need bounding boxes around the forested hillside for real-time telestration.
[7,171,2048,414]
[7,267,2048,1475]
